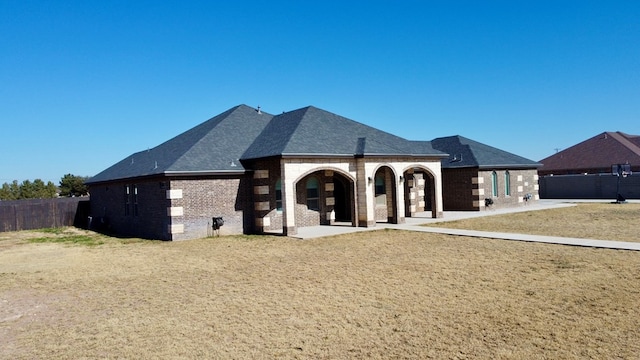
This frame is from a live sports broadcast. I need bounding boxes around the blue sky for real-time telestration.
[1,1,638,183]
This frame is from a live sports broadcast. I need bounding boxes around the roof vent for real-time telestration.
[230,160,237,167]
[257,106,262,115]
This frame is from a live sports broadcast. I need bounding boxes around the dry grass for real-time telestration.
[1,224,640,359]
[427,203,640,242]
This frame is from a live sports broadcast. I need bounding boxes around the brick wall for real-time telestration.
[442,168,478,210]
[89,178,170,240]
[442,168,539,211]
[478,169,539,209]
[169,175,253,240]
[89,174,253,241]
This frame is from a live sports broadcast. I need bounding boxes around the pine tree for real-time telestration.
[59,174,89,197]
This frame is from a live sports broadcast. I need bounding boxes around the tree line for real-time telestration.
[0,174,89,201]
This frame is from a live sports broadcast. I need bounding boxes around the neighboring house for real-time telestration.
[87,105,448,240]
[538,132,640,199]
[538,131,640,176]
[430,136,541,211]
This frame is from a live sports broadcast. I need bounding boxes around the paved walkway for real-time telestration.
[291,200,640,251]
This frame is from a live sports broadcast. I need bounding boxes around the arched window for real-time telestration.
[306,177,319,210]
[275,179,282,211]
[375,173,386,205]
[504,171,511,196]
[491,171,498,197]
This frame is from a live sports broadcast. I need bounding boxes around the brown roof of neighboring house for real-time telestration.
[539,131,640,175]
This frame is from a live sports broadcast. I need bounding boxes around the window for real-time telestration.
[133,184,139,216]
[124,185,130,215]
[275,179,282,211]
[504,171,511,196]
[375,174,386,205]
[306,177,319,210]
[491,171,498,197]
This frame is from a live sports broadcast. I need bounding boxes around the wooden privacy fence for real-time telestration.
[0,197,90,232]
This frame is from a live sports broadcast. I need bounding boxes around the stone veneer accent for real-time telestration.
[167,206,184,217]
[253,170,269,179]
[168,223,184,234]
[166,189,183,199]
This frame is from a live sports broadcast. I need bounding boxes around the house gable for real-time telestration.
[539,131,640,175]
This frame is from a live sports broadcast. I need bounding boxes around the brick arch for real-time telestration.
[371,163,400,181]
[403,165,439,219]
[292,167,358,229]
[400,164,437,179]
[291,166,356,186]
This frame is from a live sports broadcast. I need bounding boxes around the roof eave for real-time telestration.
[163,170,248,176]
[478,163,543,170]
[281,152,449,158]
[86,169,248,185]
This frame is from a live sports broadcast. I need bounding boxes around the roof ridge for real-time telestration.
[168,105,271,172]
[167,106,245,168]
[608,131,640,157]
[460,142,479,166]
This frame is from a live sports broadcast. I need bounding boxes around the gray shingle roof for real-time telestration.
[242,106,446,158]
[88,104,448,184]
[431,135,541,169]
[88,105,272,183]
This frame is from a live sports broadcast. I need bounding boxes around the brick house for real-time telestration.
[539,132,640,176]
[430,136,541,211]
[87,105,449,240]
[537,131,640,199]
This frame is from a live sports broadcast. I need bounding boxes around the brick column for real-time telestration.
[354,158,372,227]
[472,176,484,211]
[396,171,406,224]
[253,170,270,233]
[324,170,335,225]
[281,163,297,235]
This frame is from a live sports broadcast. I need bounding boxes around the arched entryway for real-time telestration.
[403,167,438,218]
[373,166,398,223]
[293,169,357,230]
